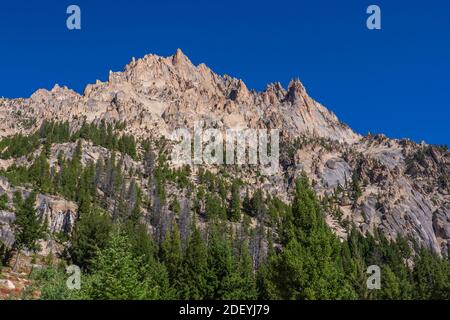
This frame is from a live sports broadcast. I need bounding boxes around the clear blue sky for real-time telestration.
[0,0,449,145]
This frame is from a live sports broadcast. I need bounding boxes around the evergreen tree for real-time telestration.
[28,150,51,192]
[169,198,181,216]
[341,228,371,299]
[223,238,257,299]
[179,226,210,299]
[351,171,362,203]
[205,224,237,299]
[70,207,112,271]
[379,265,402,300]
[13,191,43,253]
[82,229,167,299]
[160,220,183,294]
[228,180,241,222]
[77,161,96,215]
[178,198,191,249]
[262,174,356,299]
[412,247,450,299]
[0,193,8,210]
[12,191,44,270]
[205,193,226,219]
[249,189,265,217]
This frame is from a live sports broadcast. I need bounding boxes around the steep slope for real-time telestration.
[0,49,448,256]
[0,49,359,143]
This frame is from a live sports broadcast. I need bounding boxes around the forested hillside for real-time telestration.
[1,121,449,300]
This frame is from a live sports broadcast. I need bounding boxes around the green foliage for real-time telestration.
[0,193,8,210]
[169,198,181,215]
[232,239,258,299]
[13,191,44,252]
[260,173,356,299]
[205,193,226,219]
[0,133,40,159]
[160,222,183,295]
[39,120,71,144]
[117,134,137,160]
[379,265,402,299]
[205,224,257,299]
[247,189,265,217]
[412,247,450,299]
[2,126,450,301]
[0,164,30,186]
[81,229,169,299]
[73,120,138,160]
[178,226,210,299]
[351,171,363,203]
[228,180,241,222]
[173,165,192,189]
[0,240,9,266]
[25,266,77,300]
[28,150,52,192]
[70,207,112,271]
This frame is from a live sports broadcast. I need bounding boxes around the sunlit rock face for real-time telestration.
[0,49,448,255]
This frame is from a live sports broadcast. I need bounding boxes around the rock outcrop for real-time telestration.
[0,176,77,251]
[0,49,448,255]
[0,49,359,144]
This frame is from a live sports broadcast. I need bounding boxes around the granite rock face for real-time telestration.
[0,177,77,251]
[0,49,359,144]
[0,50,448,255]
[291,136,449,255]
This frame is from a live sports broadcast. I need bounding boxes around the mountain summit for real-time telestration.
[0,49,358,143]
[0,50,448,256]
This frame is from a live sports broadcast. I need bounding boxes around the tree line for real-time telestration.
[0,122,448,300]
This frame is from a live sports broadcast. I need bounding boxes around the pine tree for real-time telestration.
[28,150,51,192]
[129,182,143,225]
[12,191,44,270]
[13,191,43,252]
[82,229,166,299]
[249,189,265,217]
[341,228,371,299]
[126,221,174,299]
[379,265,402,299]
[262,173,356,299]
[412,247,450,299]
[224,238,257,299]
[205,224,236,299]
[169,198,181,215]
[160,220,183,293]
[77,161,96,215]
[70,207,112,271]
[205,193,226,219]
[59,141,83,200]
[179,226,210,299]
[351,171,362,204]
[178,198,191,250]
[0,193,8,210]
[228,180,241,222]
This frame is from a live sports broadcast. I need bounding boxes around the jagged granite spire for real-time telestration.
[0,49,359,143]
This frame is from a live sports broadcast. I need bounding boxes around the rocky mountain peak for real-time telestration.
[0,49,448,266]
[0,50,362,145]
[286,78,306,103]
[172,48,191,66]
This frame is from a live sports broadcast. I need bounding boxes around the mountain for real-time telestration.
[0,50,450,255]
[0,49,359,142]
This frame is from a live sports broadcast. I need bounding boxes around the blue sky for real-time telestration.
[0,0,449,145]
